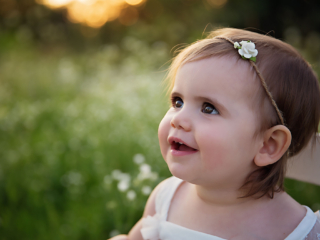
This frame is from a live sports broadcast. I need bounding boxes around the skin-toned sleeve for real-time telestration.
[109,179,168,240]
[286,134,320,186]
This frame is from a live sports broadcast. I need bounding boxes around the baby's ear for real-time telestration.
[254,125,292,167]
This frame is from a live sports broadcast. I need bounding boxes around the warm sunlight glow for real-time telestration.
[37,0,74,8]
[125,0,144,6]
[37,0,145,28]
[67,0,123,27]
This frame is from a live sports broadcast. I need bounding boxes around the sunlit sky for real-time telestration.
[37,0,227,28]
[36,0,146,28]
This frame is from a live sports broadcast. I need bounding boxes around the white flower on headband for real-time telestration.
[233,40,258,62]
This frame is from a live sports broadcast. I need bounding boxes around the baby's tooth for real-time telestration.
[179,142,183,144]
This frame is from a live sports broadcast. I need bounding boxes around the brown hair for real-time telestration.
[165,28,320,198]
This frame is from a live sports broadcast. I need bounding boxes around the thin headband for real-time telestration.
[216,36,285,125]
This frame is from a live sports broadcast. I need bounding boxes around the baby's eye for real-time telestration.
[201,103,219,115]
[171,97,184,108]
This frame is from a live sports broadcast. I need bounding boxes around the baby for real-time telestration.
[111,28,320,240]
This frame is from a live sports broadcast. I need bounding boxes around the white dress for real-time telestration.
[140,176,320,240]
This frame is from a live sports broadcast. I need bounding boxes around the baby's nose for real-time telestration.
[170,112,192,131]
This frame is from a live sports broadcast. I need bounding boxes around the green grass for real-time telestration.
[0,37,172,239]
[0,36,319,240]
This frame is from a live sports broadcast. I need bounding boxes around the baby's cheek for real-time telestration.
[201,150,228,169]
[158,114,171,158]
[198,133,231,166]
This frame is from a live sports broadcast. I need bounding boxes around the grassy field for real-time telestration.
[0,36,319,240]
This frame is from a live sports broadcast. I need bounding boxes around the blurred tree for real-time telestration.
[0,0,320,50]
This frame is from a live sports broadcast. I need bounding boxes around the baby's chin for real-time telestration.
[166,160,199,183]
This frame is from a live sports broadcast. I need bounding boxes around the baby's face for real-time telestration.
[158,56,264,189]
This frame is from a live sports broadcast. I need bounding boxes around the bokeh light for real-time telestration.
[125,0,144,6]
[206,0,228,8]
[36,0,146,28]
[37,0,74,8]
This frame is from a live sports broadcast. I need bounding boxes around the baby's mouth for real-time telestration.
[171,141,197,152]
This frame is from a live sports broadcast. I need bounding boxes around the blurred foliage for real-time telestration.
[0,36,171,239]
[0,0,320,239]
[1,0,320,50]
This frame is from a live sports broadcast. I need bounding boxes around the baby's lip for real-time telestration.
[168,136,198,151]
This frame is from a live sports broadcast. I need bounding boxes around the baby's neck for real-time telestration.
[169,181,305,240]
[193,183,274,209]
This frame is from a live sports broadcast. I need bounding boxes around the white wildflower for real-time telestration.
[140,163,151,174]
[119,173,131,182]
[112,169,131,182]
[141,186,152,195]
[133,153,145,165]
[127,190,136,201]
[110,229,120,238]
[137,163,158,181]
[117,180,130,192]
[137,171,158,181]
[234,42,240,48]
[111,169,122,180]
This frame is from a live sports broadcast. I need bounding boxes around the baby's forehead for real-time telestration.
[180,56,261,98]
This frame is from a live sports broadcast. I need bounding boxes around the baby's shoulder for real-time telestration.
[302,210,320,240]
[254,192,314,239]
[142,176,180,217]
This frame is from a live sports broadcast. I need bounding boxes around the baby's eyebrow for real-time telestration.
[170,91,183,99]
